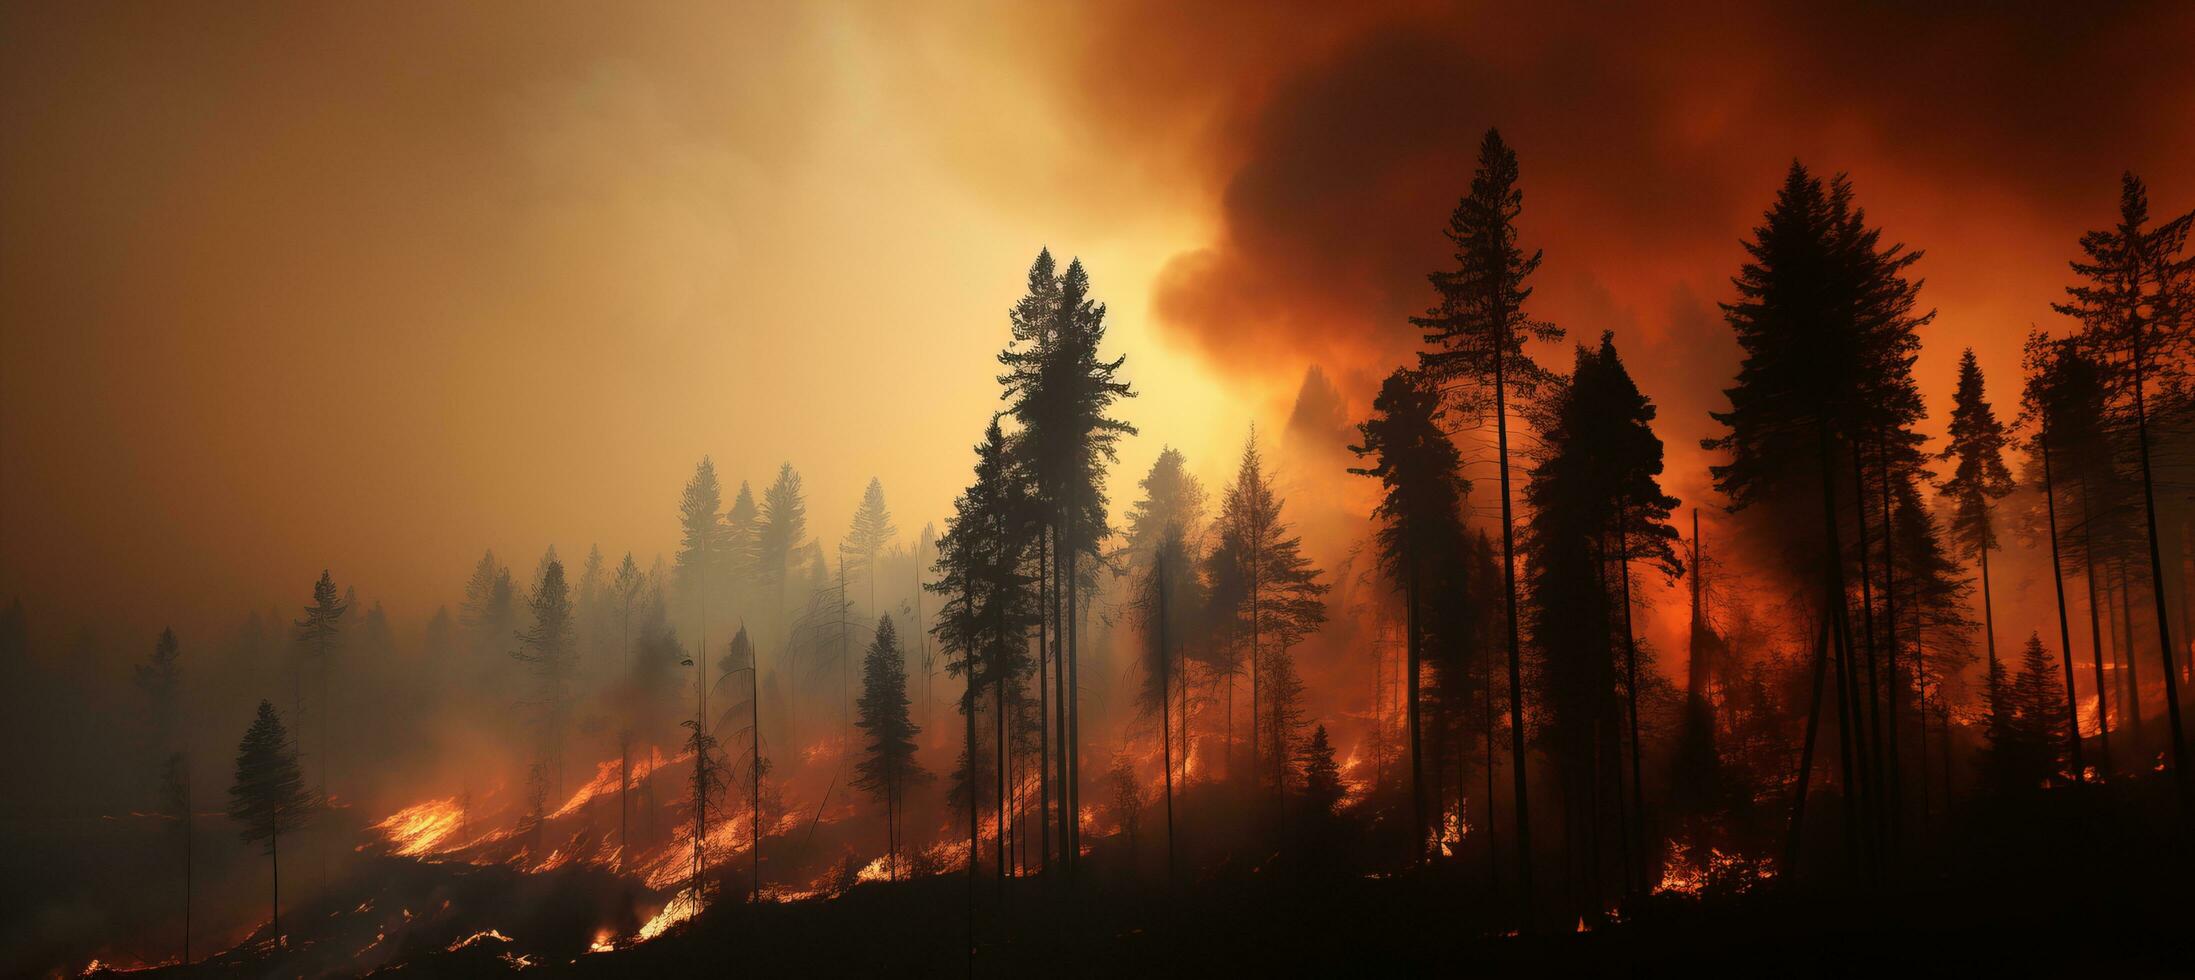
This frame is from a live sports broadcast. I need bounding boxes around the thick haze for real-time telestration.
[4,1,2193,639]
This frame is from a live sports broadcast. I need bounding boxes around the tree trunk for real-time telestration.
[1849,449,1887,871]
[1037,527,1050,873]
[2126,339,2191,800]
[1876,438,1903,851]
[2079,474,2114,773]
[1404,547,1426,866]
[2039,430,2089,782]
[1492,317,1534,929]
[1616,507,1647,896]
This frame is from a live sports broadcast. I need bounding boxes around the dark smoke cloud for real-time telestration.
[1054,0,2195,419]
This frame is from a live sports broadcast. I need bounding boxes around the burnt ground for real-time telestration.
[85,777,2195,978]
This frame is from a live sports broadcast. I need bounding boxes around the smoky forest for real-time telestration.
[4,4,2194,978]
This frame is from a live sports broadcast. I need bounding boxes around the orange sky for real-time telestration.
[4,2,2193,643]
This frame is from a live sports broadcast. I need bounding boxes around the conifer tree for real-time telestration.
[845,478,898,613]
[854,615,925,879]
[998,250,1134,869]
[2054,173,2194,795]
[1135,521,1198,877]
[228,701,315,943]
[1414,129,1562,915]
[293,571,347,799]
[1705,163,1929,872]
[1212,430,1327,808]
[459,550,516,656]
[725,481,760,623]
[930,418,1039,883]
[759,463,809,632]
[512,559,576,795]
[1937,349,2016,684]
[2019,332,2092,782]
[676,457,728,658]
[1350,367,1470,863]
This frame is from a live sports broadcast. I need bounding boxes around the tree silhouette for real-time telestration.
[844,478,898,614]
[511,559,576,795]
[1212,429,1327,815]
[675,457,728,669]
[227,700,316,944]
[758,463,809,638]
[293,570,347,800]
[2018,331,2092,783]
[1705,163,1929,874]
[1414,129,1562,919]
[854,615,925,880]
[930,417,1039,889]
[997,250,1135,871]
[2054,172,2194,798]
[1135,520,1197,878]
[1938,350,2016,682]
[1350,367,1470,863]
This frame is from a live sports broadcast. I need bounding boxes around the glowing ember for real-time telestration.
[1655,841,1777,897]
[447,929,514,951]
[589,930,616,954]
[638,888,701,941]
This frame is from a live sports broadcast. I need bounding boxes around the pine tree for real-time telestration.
[512,559,576,795]
[1136,521,1199,878]
[228,701,316,943]
[1350,367,1471,863]
[725,481,760,624]
[2018,331,2093,782]
[929,418,1040,885]
[135,627,184,754]
[1937,350,2016,684]
[854,615,925,879]
[2054,172,2194,797]
[998,249,1135,871]
[845,478,898,614]
[676,457,728,659]
[758,463,809,633]
[459,551,516,657]
[1301,723,1344,817]
[1525,334,1680,905]
[1122,447,1208,575]
[1413,129,1563,917]
[293,571,347,799]
[1212,430,1327,815]
[1704,163,1929,873]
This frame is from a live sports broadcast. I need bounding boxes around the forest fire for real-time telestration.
[16,5,2195,975]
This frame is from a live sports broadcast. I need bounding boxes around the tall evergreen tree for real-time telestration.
[758,463,809,633]
[845,478,898,614]
[227,701,315,944]
[459,550,516,656]
[2054,173,2194,796]
[2019,332,2093,782]
[998,250,1135,870]
[1937,349,2016,686]
[930,418,1040,886]
[1135,521,1199,878]
[854,615,925,879]
[512,559,576,795]
[1413,129,1563,916]
[1704,163,1929,872]
[293,571,347,799]
[1212,430,1328,810]
[1350,367,1471,863]
[676,457,728,661]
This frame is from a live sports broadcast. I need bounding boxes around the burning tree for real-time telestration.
[227,700,317,944]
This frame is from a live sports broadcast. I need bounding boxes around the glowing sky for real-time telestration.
[3,2,2192,636]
